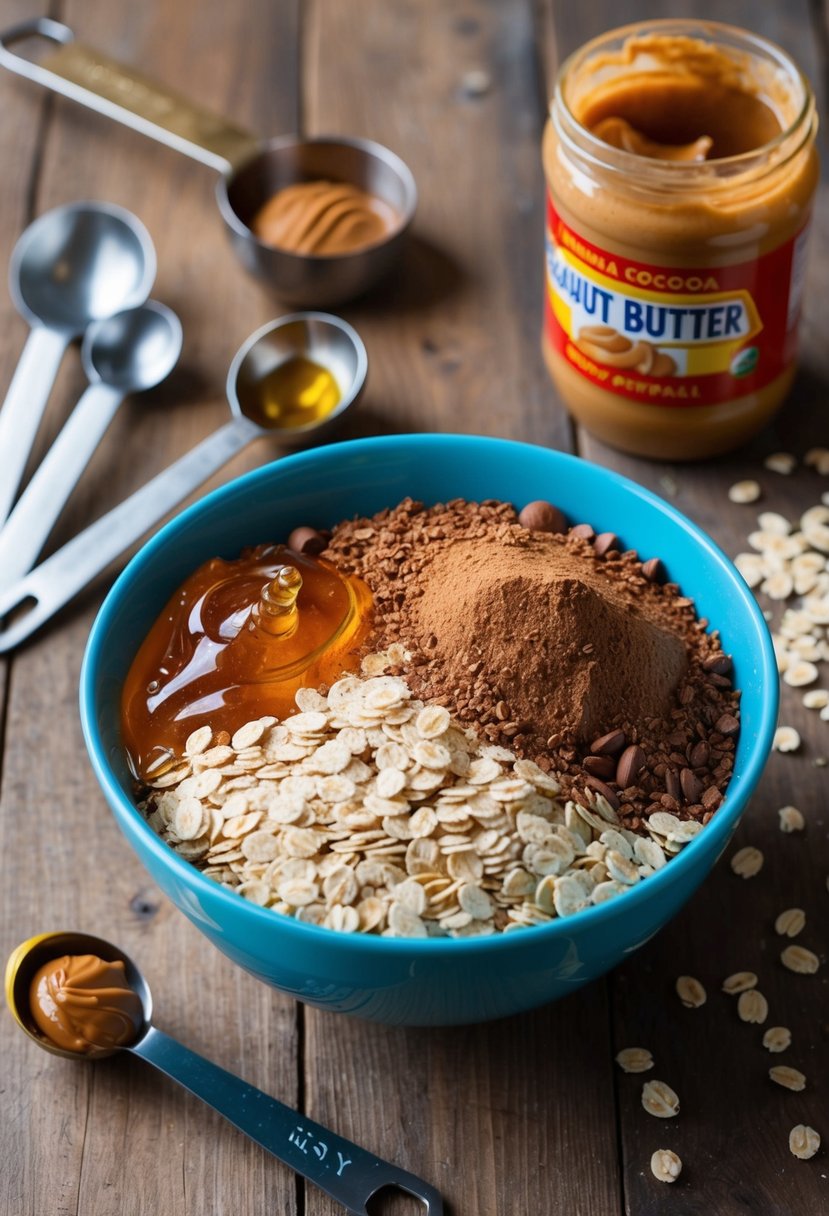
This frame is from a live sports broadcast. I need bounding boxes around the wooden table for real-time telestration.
[1,2,826,1213]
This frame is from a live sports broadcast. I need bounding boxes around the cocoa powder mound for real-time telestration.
[412,538,687,747]
[321,497,740,827]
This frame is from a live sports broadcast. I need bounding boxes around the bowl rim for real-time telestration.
[80,434,779,955]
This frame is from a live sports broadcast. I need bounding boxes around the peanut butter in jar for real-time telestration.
[542,21,819,460]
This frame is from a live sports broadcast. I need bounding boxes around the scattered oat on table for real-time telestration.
[773,727,801,753]
[764,453,797,475]
[805,447,829,474]
[770,1065,806,1092]
[642,1080,680,1119]
[781,945,820,974]
[774,908,806,938]
[675,975,706,1008]
[650,1149,682,1183]
[729,480,762,504]
[730,845,764,878]
[778,805,805,833]
[722,970,758,995]
[763,1026,792,1053]
[615,1047,654,1074]
[737,989,768,1024]
[789,1125,821,1160]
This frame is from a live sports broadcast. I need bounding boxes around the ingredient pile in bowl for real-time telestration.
[124,498,740,937]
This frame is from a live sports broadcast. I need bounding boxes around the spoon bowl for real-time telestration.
[5,930,151,1061]
[229,311,368,446]
[10,200,156,332]
[83,300,183,390]
[0,200,155,527]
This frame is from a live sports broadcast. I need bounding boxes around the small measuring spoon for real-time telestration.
[5,931,443,1215]
[0,302,181,592]
[0,312,367,651]
[0,201,156,527]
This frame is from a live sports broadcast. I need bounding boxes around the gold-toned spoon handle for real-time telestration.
[0,17,260,173]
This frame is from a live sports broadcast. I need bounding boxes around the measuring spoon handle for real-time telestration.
[0,382,124,591]
[131,1026,442,1216]
[0,17,260,173]
[0,415,260,651]
[0,326,68,527]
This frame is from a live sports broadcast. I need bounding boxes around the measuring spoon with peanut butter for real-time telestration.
[6,931,443,1215]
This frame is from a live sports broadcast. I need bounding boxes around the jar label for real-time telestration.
[545,192,810,408]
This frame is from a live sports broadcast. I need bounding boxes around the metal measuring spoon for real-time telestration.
[0,302,181,592]
[0,201,156,527]
[0,312,367,651]
[5,931,443,1215]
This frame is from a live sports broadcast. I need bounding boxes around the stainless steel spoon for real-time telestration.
[0,201,156,526]
[5,931,443,1215]
[0,312,367,651]
[0,302,181,592]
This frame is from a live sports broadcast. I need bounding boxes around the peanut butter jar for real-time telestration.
[542,20,819,460]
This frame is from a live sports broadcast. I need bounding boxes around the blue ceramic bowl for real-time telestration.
[81,436,777,1026]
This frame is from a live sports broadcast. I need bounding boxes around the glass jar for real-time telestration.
[542,20,818,460]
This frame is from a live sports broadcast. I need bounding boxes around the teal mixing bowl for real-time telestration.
[80,435,777,1026]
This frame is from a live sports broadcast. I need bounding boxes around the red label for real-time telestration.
[545,192,809,408]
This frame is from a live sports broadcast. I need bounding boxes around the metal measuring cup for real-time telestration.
[6,931,444,1215]
[0,312,367,651]
[0,17,417,305]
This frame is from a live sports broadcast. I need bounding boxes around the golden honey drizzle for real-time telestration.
[239,356,341,430]
[121,545,372,780]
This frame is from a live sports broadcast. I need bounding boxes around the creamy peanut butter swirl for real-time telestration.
[252,180,398,255]
[29,954,143,1053]
[592,117,713,162]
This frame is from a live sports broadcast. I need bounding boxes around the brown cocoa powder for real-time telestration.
[321,498,739,827]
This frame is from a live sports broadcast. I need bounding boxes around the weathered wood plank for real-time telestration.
[0,2,302,1213]
[302,3,619,1214]
[546,3,829,1212]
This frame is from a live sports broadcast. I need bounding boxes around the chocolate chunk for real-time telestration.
[616,744,645,788]
[586,776,620,809]
[680,767,703,804]
[517,500,567,534]
[584,754,616,780]
[715,713,740,737]
[642,557,664,583]
[593,532,620,557]
[569,523,595,541]
[704,653,733,675]
[701,786,723,810]
[288,525,327,555]
[590,729,627,757]
[689,741,710,769]
[665,767,681,802]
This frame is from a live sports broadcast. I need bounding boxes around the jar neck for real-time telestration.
[552,19,817,201]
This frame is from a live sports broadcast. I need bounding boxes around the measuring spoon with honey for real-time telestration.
[6,931,444,1215]
[0,312,367,651]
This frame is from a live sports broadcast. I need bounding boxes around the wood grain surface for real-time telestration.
[0,2,826,1215]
